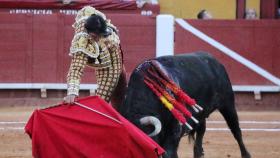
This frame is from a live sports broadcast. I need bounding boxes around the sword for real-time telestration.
[74,102,122,125]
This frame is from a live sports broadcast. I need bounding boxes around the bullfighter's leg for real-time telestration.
[111,67,127,110]
[193,119,206,158]
[219,103,251,158]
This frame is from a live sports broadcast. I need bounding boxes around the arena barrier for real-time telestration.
[0,12,280,103]
[156,15,280,99]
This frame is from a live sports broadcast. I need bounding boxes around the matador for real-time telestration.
[64,6,126,107]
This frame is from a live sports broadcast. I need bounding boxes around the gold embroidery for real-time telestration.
[67,53,88,96]
[67,6,123,102]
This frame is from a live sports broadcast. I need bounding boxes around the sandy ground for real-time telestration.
[0,106,280,158]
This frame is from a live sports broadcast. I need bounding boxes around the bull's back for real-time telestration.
[124,52,233,115]
[156,52,233,110]
[156,52,229,84]
[131,52,221,78]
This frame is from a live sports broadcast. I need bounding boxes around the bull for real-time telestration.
[118,52,251,158]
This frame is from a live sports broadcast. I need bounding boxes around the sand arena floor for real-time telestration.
[0,106,279,158]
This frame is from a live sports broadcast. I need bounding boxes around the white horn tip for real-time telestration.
[140,116,162,137]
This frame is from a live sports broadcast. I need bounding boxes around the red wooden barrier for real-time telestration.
[0,13,156,84]
[0,13,280,86]
[175,20,280,86]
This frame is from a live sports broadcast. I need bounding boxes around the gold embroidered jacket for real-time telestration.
[67,6,123,102]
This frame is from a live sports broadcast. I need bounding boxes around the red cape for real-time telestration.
[25,96,164,158]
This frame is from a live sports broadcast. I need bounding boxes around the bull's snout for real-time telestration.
[139,116,162,137]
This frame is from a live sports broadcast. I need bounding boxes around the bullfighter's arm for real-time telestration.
[66,52,88,96]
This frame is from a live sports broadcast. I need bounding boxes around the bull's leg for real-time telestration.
[219,105,251,158]
[162,123,182,158]
[193,119,206,158]
[162,137,180,158]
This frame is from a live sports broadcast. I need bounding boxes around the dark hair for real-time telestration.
[84,14,107,35]
[197,9,206,19]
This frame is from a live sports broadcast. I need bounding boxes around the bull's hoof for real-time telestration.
[194,147,204,158]
[194,155,204,158]
[242,150,251,158]
[194,153,204,158]
[242,153,251,158]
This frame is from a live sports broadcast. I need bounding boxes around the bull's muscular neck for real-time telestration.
[110,66,128,110]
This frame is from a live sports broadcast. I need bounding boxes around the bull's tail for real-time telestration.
[111,66,127,110]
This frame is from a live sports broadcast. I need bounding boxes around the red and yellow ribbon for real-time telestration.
[144,77,196,129]
[145,76,192,118]
[147,67,203,112]
[144,80,186,123]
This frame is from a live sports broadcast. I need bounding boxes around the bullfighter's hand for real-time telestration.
[63,94,77,104]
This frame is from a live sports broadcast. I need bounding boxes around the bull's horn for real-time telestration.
[140,116,162,137]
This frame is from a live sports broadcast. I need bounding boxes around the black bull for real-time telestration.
[118,52,251,158]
